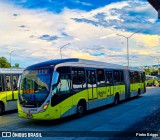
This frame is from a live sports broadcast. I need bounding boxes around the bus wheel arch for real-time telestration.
[0,101,5,115]
[76,99,87,117]
[114,93,119,105]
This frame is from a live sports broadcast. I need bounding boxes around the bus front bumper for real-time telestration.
[18,104,60,120]
[18,111,55,120]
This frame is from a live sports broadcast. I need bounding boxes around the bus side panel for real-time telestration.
[141,82,145,94]
[97,86,107,99]
[95,86,115,106]
[119,85,125,101]
[113,85,125,100]
[59,94,73,118]
[61,89,88,118]
[137,83,141,92]
[134,83,140,95]
[5,101,17,111]
[0,92,17,111]
[14,91,18,100]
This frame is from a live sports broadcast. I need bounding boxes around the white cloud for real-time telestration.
[0,1,159,68]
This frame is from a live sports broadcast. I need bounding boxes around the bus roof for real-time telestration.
[129,67,144,72]
[26,58,79,69]
[26,58,144,72]
[0,68,24,74]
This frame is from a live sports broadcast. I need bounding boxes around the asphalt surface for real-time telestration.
[0,87,160,140]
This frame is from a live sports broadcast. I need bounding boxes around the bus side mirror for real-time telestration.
[52,71,59,85]
[17,75,22,88]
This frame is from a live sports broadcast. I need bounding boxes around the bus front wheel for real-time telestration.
[77,101,86,117]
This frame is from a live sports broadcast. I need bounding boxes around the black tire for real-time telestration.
[114,94,119,105]
[137,89,141,97]
[0,104,4,116]
[77,101,86,117]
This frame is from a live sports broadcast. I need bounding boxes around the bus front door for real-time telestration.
[12,75,19,100]
[87,70,97,100]
[5,75,13,101]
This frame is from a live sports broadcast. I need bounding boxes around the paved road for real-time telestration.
[0,87,160,139]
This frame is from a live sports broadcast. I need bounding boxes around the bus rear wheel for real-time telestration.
[0,104,4,116]
[114,94,119,106]
[77,101,86,117]
[137,89,141,97]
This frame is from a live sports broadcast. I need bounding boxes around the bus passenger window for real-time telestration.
[87,70,96,88]
[106,71,113,85]
[119,71,124,84]
[6,76,11,91]
[130,72,136,83]
[97,69,105,87]
[142,72,145,82]
[113,71,120,85]
[72,67,86,91]
[129,72,131,83]
[139,73,142,83]
[13,75,18,90]
[134,71,140,83]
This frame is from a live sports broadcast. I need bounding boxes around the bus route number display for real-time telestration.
[23,89,34,94]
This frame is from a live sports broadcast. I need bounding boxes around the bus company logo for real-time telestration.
[98,91,106,97]
[99,93,103,97]
[2,132,11,137]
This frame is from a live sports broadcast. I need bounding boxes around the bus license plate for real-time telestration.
[27,114,33,119]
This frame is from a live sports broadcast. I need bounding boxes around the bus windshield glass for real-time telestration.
[19,68,53,108]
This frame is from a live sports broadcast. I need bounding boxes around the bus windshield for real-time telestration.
[19,68,53,108]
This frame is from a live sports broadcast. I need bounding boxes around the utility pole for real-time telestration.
[116,30,142,67]
[60,43,71,59]
[9,50,15,67]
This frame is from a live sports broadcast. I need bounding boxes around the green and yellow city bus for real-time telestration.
[146,75,158,86]
[0,68,24,115]
[18,58,146,120]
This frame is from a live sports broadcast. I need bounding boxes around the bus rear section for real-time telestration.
[146,75,158,86]
[129,70,146,97]
[0,68,23,115]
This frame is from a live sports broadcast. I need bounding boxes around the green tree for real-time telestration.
[0,57,11,68]
[144,68,151,75]
[14,63,19,68]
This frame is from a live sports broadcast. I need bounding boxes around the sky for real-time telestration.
[0,0,160,68]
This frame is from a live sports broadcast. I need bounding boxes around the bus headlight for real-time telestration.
[39,101,49,112]
[39,104,48,112]
[43,104,48,110]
